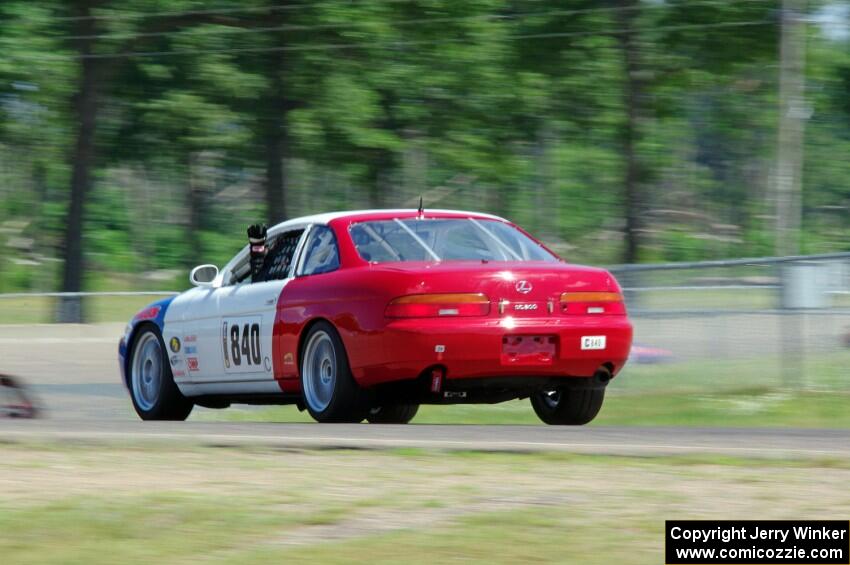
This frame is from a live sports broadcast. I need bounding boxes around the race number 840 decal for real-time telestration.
[222,317,264,373]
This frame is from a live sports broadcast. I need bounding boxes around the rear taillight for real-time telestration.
[559,291,625,315]
[385,293,490,318]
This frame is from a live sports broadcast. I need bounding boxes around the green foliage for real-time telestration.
[0,0,848,292]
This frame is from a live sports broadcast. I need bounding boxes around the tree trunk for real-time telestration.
[264,81,287,225]
[263,43,291,225]
[57,0,100,323]
[185,153,203,267]
[617,0,643,265]
[367,149,394,208]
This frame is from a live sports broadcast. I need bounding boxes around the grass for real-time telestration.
[1,443,849,564]
[0,294,172,324]
[0,290,797,324]
[612,351,850,393]
[201,351,850,428]
[2,286,848,323]
[202,389,850,428]
[633,287,777,311]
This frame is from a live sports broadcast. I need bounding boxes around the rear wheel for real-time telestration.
[366,404,419,424]
[530,387,605,425]
[300,321,365,423]
[128,326,193,421]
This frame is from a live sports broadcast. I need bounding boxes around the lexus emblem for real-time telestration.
[515,280,533,294]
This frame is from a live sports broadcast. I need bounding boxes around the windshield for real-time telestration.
[349,218,558,263]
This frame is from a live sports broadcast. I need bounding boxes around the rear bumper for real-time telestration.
[353,315,633,387]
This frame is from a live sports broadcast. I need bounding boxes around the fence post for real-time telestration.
[55,295,84,323]
[618,269,641,314]
[778,261,822,389]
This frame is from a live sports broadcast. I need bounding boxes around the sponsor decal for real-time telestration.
[169,355,182,367]
[284,352,294,365]
[187,357,199,372]
[221,321,230,368]
[515,280,533,294]
[173,370,186,378]
[580,335,606,350]
[184,345,197,354]
[434,344,445,361]
[169,337,181,353]
[184,335,197,343]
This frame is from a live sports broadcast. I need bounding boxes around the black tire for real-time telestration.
[530,387,605,425]
[366,404,419,424]
[128,325,193,421]
[300,321,366,423]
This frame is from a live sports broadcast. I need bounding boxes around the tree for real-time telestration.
[53,1,253,316]
[57,0,101,322]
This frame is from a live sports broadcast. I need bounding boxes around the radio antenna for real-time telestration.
[417,196,424,218]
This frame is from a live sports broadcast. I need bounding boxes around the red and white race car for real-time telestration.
[119,209,632,425]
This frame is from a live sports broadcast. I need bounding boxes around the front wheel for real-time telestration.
[128,326,193,421]
[366,404,419,424]
[530,387,605,425]
[300,321,366,423]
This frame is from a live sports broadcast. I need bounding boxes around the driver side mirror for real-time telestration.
[190,264,219,287]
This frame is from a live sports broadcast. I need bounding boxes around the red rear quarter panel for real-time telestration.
[275,265,408,389]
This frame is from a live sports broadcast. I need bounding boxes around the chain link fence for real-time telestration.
[1,253,849,393]
[611,252,850,393]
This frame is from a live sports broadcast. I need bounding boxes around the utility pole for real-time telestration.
[774,0,807,257]
[775,0,808,390]
[617,0,643,265]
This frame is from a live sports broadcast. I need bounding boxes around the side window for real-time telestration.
[227,251,252,285]
[300,226,340,276]
[254,229,304,283]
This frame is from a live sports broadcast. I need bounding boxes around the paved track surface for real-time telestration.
[4,420,850,459]
[2,324,850,458]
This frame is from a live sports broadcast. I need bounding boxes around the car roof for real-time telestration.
[267,208,507,236]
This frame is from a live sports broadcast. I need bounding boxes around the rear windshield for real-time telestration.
[349,218,558,263]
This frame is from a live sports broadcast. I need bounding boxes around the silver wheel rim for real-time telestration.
[541,390,561,409]
[302,331,337,413]
[132,332,163,412]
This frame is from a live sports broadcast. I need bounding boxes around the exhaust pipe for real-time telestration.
[594,366,613,385]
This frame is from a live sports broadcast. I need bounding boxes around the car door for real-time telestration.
[212,228,307,388]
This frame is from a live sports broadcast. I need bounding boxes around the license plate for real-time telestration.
[501,335,557,365]
[581,335,606,350]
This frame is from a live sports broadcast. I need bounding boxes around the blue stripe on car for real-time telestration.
[118,296,176,386]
